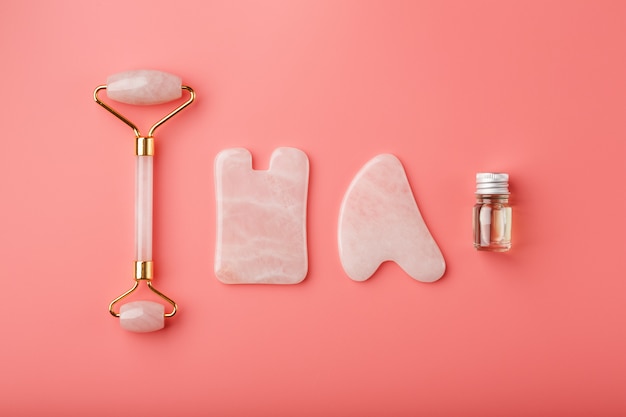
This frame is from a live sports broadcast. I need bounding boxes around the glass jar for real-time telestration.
[473,173,512,252]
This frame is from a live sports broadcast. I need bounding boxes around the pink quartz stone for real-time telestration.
[119,301,165,332]
[338,154,445,282]
[106,70,182,105]
[215,147,309,284]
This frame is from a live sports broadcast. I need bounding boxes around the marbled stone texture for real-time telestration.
[107,70,182,105]
[215,148,309,284]
[119,301,165,332]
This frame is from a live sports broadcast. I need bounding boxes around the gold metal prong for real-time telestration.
[108,281,139,317]
[134,261,153,280]
[147,281,178,318]
[108,278,177,318]
[136,137,154,156]
[147,85,195,137]
[94,84,195,140]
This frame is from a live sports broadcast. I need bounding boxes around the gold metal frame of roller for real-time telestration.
[94,84,195,318]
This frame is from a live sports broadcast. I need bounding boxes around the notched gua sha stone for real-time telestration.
[214,147,309,284]
[106,70,182,105]
[338,154,445,282]
[119,301,165,333]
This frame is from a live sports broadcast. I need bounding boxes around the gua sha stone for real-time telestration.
[106,70,182,105]
[215,147,309,284]
[338,154,445,282]
[119,301,165,333]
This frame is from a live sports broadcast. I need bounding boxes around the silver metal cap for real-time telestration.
[476,172,509,194]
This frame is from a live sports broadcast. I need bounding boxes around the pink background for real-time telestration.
[1,1,625,416]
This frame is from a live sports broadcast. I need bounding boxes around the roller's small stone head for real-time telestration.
[119,301,165,332]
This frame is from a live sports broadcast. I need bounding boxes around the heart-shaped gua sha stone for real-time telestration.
[338,154,445,282]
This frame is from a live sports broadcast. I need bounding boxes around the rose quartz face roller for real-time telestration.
[94,70,195,332]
